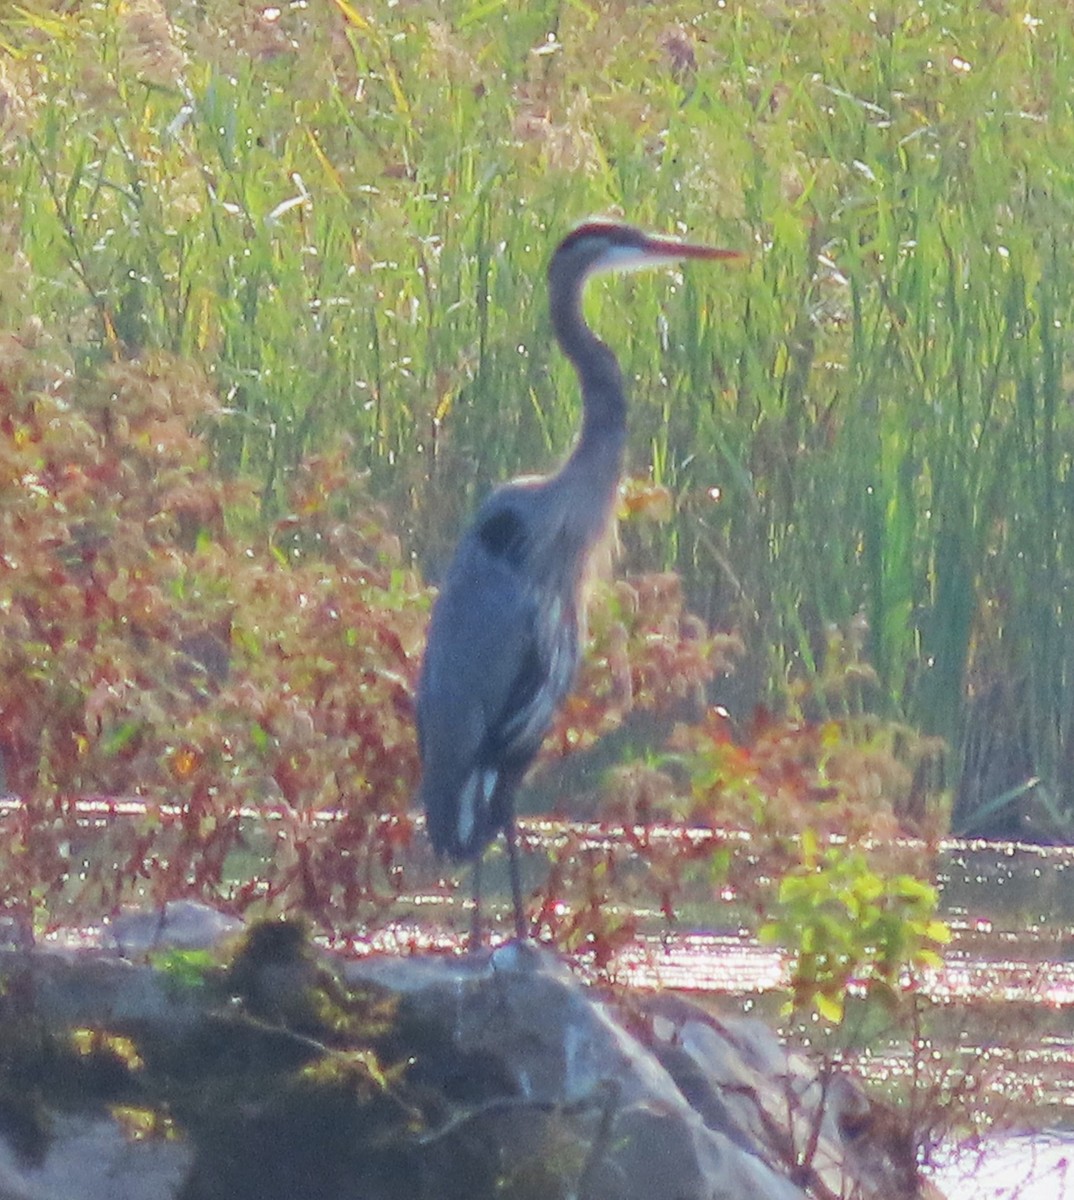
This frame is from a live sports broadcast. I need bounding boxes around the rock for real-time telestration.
[0,929,934,1200]
[0,1113,190,1200]
[345,942,925,1199]
[103,899,244,956]
[21,949,210,1031]
[637,994,921,1198]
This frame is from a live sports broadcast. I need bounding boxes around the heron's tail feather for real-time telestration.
[422,766,502,861]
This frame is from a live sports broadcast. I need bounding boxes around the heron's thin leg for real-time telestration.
[504,811,527,942]
[469,855,483,952]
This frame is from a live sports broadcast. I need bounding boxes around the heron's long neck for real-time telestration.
[549,271,628,497]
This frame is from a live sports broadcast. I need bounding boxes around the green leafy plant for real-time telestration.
[760,831,951,1023]
[149,948,217,993]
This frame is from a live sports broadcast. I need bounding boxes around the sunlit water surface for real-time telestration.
[929,1133,1074,1199]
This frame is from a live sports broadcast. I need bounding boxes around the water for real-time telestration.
[930,1133,1074,1198]
[929,839,1074,1196]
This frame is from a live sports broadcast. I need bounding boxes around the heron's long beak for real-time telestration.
[642,235,744,263]
[587,232,745,278]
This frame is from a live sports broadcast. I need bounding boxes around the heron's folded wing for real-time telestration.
[417,531,543,779]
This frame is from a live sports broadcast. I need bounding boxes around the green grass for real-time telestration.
[5,0,1074,827]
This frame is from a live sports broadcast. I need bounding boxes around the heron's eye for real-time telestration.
[478,509,527,566]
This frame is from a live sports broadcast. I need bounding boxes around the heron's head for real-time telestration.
[550,220,741,286]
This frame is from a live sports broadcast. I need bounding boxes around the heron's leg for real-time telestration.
[504,811,527,941]
[469,855,483,952]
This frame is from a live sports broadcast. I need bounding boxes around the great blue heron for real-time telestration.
[417,220,739,944]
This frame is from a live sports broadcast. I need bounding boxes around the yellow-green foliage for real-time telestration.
[761,830,951,1023]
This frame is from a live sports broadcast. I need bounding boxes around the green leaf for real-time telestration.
[101,721,141,756]
[923,919,952,945]
[816,991,844,1024]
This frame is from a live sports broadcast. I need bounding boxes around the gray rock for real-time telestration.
[0,1113,190,1200]
[346,943,924,1200]
[0,937,933,1200]
[103,900,243,956]
[21,949,209,1031]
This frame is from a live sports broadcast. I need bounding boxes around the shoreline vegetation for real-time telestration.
[4,1,1072,844]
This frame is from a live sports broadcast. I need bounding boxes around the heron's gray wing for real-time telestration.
[417,514,575,859]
